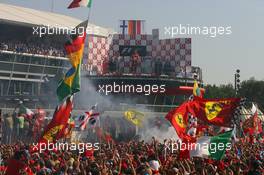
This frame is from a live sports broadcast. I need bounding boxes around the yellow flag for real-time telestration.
[193,80,201,97]
[124,109,144,127]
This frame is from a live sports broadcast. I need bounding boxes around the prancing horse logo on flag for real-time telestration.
[173,113,186,128]
[205,102,223,120]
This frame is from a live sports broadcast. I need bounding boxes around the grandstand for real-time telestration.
[0,3,203,115]
[0,3,113,109]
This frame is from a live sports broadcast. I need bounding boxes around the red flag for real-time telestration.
[136,20,141,34]
[165,102,190,139]
[254,111,263,134]
[243,117,254,135]
[5,159,26,175]
[128,20,135,35]
[189,97,241,127]
[244,111,263,135]
[38,96,73,144]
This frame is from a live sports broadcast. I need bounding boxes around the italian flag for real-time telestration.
[19,105,34,119]
[68,0,93,9]
[182,131,233,160]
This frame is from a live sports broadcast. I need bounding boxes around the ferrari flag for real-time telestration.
[190,97,241,127]
[57,20,87,101]
[38,96,73,144]
[165,102,190,139]
[124,109,144,127]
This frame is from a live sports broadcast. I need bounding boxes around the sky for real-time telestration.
[1,0,264,85]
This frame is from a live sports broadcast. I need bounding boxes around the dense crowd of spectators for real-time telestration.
[0,41,66,57]
[1,112,47,145]
[0,109,263,175]
[0,111,138,145]
[0,137,263,175]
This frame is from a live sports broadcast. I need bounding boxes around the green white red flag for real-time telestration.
[190,131,233,160]
[18,104,34,119]
[180,130,233,160]
[68,0,92,9]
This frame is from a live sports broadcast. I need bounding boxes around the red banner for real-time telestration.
[189,97,241,127]
[165,101,191,139]
[38,96,73,144]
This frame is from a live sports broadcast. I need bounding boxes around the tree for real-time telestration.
[239,78,264,110]
[204,84,236,99]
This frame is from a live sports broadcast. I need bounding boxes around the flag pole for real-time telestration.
[84,3,92,76]
[51,0,54,12]
[86,4,92,29]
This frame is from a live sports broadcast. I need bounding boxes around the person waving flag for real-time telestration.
[18,103,34,120]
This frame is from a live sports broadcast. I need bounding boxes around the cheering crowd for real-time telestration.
[0,40,66,57]
[0,136,263,175]
[0,112,47,145]
[0,97,263,175]
[0,111,263,175]
[0,112,138,145]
